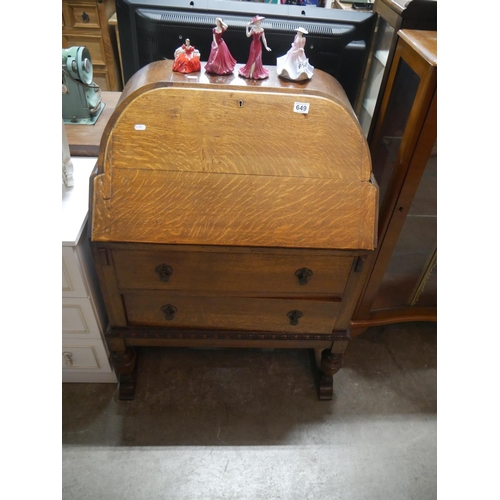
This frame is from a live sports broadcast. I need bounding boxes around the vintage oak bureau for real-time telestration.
[89,60,379,400]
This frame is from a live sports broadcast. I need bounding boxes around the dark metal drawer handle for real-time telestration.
[81,12,90,23]
[155,264,173,282]
[295,267,313,285]
[287,310,303,326]
[161,304,177,320]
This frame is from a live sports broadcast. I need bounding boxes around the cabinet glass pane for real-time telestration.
[371,58,421,206]
[373,140,437,310]
[359,18,395,136]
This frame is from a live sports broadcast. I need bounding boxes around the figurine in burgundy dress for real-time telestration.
[205,18,236,75]
[238,16,272,80]
[172,39,201,74]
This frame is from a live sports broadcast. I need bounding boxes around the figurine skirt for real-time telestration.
[238,33,269,80]
[205,40,236,75]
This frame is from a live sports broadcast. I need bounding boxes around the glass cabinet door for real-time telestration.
[353,29,437,329]
[372,139,437,310]
[358,17,395,136]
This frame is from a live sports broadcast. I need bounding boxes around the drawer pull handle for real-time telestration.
[155,264,173,282]
[295,267,313,285]
[81,12,90,23]
[287,310,303,326]
[161,304,178,321]
[63,352,73,366]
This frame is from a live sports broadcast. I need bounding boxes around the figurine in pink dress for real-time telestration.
[277,27,314,81]
[205,18,236,75]
[172,39,201,74]
[238,16,272,80]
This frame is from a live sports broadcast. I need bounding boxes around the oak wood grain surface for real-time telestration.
[112,248,352,296]
[98,169,377,249]
[123,292,340,334]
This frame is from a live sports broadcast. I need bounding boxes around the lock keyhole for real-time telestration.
[238,100,243,108]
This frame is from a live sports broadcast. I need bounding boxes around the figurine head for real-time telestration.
[250,15,265,25]
[185,39,191,46]
[295,27,308,35]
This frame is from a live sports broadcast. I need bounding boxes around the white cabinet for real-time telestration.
[62,157,116,383]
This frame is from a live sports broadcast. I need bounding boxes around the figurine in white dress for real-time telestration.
[276,27,314,81]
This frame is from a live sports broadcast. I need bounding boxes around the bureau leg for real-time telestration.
[110,347,138,401]
[314,340,348,400]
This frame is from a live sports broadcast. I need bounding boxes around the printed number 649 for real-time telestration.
[294,102,310,114]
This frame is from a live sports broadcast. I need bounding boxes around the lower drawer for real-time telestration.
[62,338,116,383]
[123,292,340,334]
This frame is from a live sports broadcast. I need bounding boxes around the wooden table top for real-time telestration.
[65,91,121,157]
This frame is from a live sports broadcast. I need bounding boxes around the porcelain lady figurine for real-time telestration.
[205,18,237,75]
[172,38,201,74]
[238,15,272,80]
[276,27,314,81]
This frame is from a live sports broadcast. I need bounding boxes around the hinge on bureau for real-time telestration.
[96,247,110,265]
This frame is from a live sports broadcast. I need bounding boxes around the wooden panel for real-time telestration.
[63,2,101,29]
[109,87,371,181]
[92,68,111,92]
[112,248,353,296]
[62,33,106,66]
[100,169,377,250]
[124,292,340,334]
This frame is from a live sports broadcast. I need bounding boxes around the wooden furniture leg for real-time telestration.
[314,338,348,400]
[110,346,137,400]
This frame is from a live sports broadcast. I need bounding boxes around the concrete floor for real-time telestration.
[62,322,437,500]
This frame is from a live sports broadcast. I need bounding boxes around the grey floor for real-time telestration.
[62,322,437,500]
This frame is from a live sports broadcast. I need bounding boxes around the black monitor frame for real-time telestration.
[116,0,376,105]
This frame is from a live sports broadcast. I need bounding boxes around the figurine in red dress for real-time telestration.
[172,39,201,74]
[205,18,236,75]
[238,16,272,80]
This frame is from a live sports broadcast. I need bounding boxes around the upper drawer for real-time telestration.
[112,249,353,296]
[63,2,101,29]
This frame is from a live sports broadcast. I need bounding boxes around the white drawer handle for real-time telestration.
[63,352,74,366]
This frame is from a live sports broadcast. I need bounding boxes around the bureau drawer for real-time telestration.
[113,250,352,296]
[124,292,340,334]
[63,2,101,29]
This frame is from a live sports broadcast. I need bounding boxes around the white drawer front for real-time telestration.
[62,246,88,297]
[62,345,100,370]
[62,339,115,379]
[62,297,102,339]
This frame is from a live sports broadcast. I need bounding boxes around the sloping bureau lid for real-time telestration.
[92,61,378,250]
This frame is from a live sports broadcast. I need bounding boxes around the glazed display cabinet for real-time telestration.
[356,0,437,137]
[351,29,437,335]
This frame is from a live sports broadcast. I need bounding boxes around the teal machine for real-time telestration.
[62,46,104,125]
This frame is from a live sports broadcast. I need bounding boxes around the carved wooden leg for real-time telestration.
[110,347,138,400]
[318,350,343,400]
